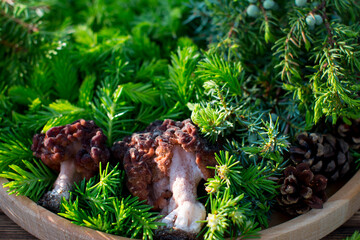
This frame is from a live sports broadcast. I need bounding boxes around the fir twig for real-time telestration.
[0,159,56,202]
[0,130,33,172]
[59,163,164,240]
[0,8,39,33]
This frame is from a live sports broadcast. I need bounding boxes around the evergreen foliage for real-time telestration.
[203,149,284,238]
[0,0,200,136]
[0,159,56,202]
[59,163,164,240]
[201,190,259,240]
[1,0,197,237]
[187,0,360,126]
[0,0,64,85]
[190,50,298,145]
[0,129,33,172]
[1,0,360,239]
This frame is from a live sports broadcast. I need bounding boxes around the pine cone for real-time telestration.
[336,118,360,150]
[290,132,352,182]
[277,163,328,216]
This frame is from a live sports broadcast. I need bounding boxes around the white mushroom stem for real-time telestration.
[161,146,206,234]
[52,160,80,200]
[40,160,82,212]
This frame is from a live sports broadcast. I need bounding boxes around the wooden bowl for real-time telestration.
[1,170,360,240]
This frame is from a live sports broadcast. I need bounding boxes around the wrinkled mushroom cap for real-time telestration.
[112,119,217,205]
[31,119,110,180]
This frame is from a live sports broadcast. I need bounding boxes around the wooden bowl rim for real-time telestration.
[1,170,360,240]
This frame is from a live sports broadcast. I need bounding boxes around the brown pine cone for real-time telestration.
[336,118,360,150]
[290,132,352,182]
[277,163,328,216]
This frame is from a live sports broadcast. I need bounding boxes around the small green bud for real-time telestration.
[229,209,245,225]
[248,0,257,3]
[314,14,323,25]
[247,4,260,18]
[217,165,229,179]
[295,0,307,7]
[205,177,222,193]
[312,2,320,7]
[207,214,219,230]
[263,0,276,10]
[306,15,315,27]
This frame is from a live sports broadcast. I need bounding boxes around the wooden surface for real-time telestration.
[0,208,359,240]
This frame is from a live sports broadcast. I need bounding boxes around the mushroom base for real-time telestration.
[157,146,206,236]
[38,160,82,212]
[38,187,70,212]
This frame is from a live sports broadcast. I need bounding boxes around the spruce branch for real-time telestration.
[134,103,183,126]
[321,9,335,47]
[0,7,39,33]
[78,74,96,108]
[0,39,26,52]
[0,159,56,202]
[1,0,67,84]
[311,22,360,122]
[191,102,233,142]
[168,46,201,106]
[121,82,159,106]
[201,188,260,240]
[0,129,33,172]
[274,10,307,83]
[74,163,124,208]
[11,98,88,132]
[51,53,79,102]
[60,196,113,232]
[257,116,289,155]
[204,150,280,233]
[126,197,165,240]
[202,190,244,240]
[257,0,268,23]
[92,77,134,144]
[60,163,163,240]
[196,52,245,96]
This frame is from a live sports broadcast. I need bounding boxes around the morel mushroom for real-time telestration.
[112,119,217,238]
[31,119,110,212]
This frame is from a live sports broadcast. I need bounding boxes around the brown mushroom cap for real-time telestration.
[32,119,110,180]
[112,119,217,206]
